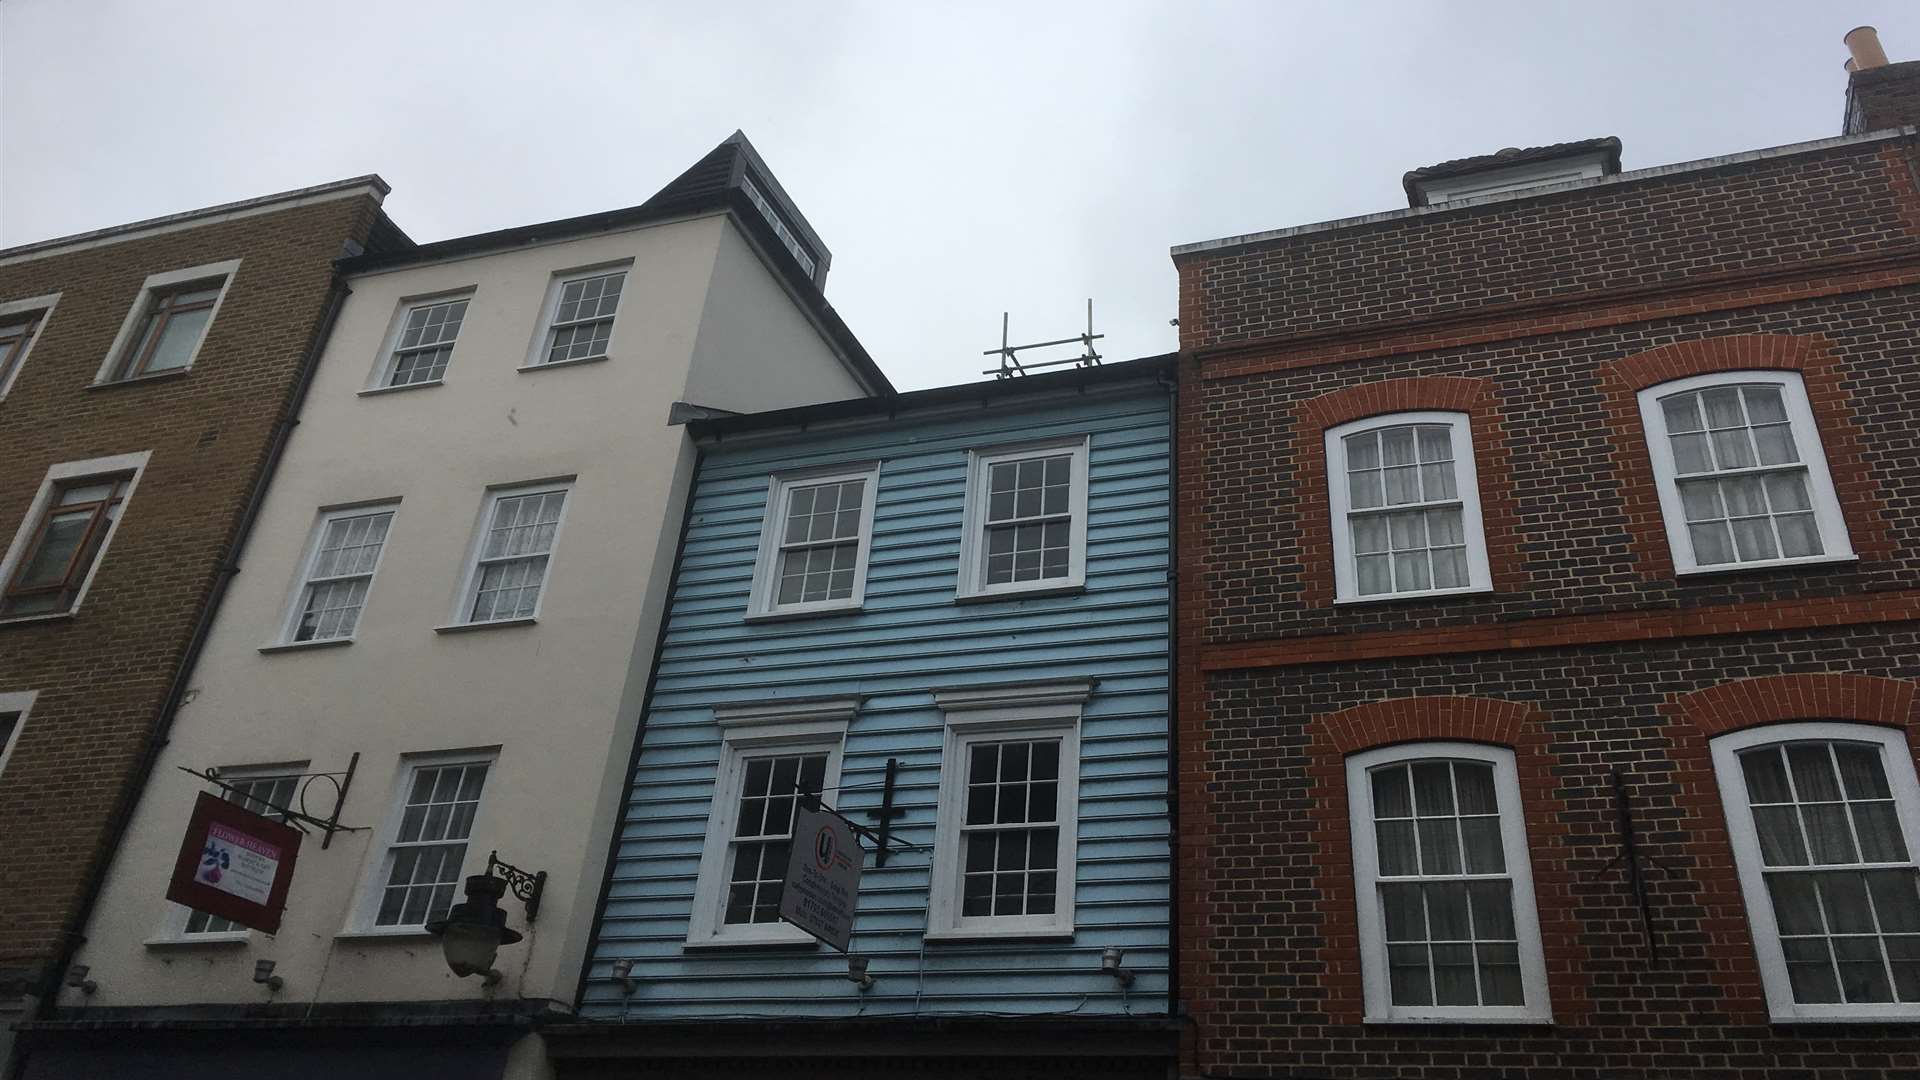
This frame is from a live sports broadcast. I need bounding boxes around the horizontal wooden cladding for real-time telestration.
[1199,589,1920,671]
[584,387,1172,1020]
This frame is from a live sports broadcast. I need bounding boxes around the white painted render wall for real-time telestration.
[67,212,873,1021]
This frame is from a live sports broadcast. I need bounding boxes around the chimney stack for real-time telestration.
[1845,26,1889,72]
[1843,27,1920,135]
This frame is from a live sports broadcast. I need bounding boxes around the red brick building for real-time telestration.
[0,181,406,1062]
[1171,31,1920,1080]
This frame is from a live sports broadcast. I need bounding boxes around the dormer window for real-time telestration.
[1403,138,1622,208]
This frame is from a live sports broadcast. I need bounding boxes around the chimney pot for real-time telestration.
[1845,26,1889,72]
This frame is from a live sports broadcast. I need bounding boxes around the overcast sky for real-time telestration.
[3,2,1917,391]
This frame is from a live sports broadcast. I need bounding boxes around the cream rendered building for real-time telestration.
[30,135,888,1079]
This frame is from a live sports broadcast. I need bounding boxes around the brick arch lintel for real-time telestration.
[1672,673,1919,738]
[1298,375,1493,431]
[1323,694,1544,755]
[1597,332,1820,393]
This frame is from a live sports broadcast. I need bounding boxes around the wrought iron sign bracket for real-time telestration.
[801,781,925,866]
[486,851,547,922]
[178,751,367,849]
[1590,767,1676,962]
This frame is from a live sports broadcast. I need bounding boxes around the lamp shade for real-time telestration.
[426,874,524,979]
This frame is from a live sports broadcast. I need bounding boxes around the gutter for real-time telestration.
[19,274,353,1064]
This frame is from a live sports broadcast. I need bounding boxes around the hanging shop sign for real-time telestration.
[780,803,864,951]
[165,791,303,934]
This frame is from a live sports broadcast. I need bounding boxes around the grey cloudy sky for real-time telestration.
[3,2,1916,390]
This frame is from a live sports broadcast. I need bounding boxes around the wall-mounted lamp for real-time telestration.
[65,964,97,996]
[426,874,521,986]
[846,954,875,992]
[252,959,284,992]
[1101,946,1135,989]
[610,958,636,996]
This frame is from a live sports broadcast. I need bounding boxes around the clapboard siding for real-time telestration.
[581,382,1171,1018]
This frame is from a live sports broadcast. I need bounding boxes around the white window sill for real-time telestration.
[954,582,1086,605]
[743,602,864,623]
[1676,553,1859,577]
[88,368,192,390]
[1767,1009,1920,1024]
[358,379,445,397]
[334,927,436,943]
[0,610,77,629]
[1363,1014,1554,1026]
[682,934,821,951]
[144,933,250,949]
[433,616,538,635]
[921,927,1075,944]
[258,637,354,655]
[1334,585,1494,606]
[518,355,610,373]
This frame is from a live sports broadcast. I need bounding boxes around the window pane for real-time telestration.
[1467,880,1516,939]
[1417,819,1462,875]
[1788,745,1843,802]
[1835,744,1893,800]
[1753,806,1810,866]
[1661,394,1703,434]
[1388,944,1432,1006]
[1670,433,1712,473]
[1380,882,1423,940]
[1411,762,1454,815]
[1376,820,1418,876]
[1453,763,1497,814]
[1381,427,1415,466]
[1371,765,1411,818]
[1767,874,1825,934]
[13,510,90,588]
[1345,431,1380,470]
[1688,522,1735,565]
[1804,804,1858,864]
[1349,471,1383,510]
[1782,938,1842,1003]
[1753,425,1799,466]
[1431,943,1477,1004]
[1743,385,1788,423]
[1776,513,1823,559]
[1460,818,1505,874]
[1355,554,1391,595]
[1854,803,1908,863]
[144,307,213,372]
[1742,748,1793,804]
[1476,942,1524,1005]
[1867,870,1920,932]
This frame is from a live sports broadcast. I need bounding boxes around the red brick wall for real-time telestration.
[1173,131,1920,1077]
[0,194,380,997]
[1173,139,1920,350]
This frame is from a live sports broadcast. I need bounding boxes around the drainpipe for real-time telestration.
[19,272,353,1056]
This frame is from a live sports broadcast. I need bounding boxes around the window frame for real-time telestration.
[1325,411,1492,604]
[1637,370,1854,576]
[0,689,36,785]
[153,762,308,944]
[443,479,574,630]
[1346,741,1552,1024]
[0,451,151,624]
[95,260,241,384]
[954,436,1092,601]
[685,699,856,948]
[0,293,59,400]
[745,462,882,620]
[346,749,499,936]
[367,290,474,391]
[522,263,630,370]
[1710,720,1920,1022]
[926,681,1088,941]
[273,501,400,647]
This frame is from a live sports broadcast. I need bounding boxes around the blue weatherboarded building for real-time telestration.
[552,356,1176,1077]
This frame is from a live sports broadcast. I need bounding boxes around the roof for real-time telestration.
[1173,127,1912,259]
[0,175,400,266]
[1401,136,1623,206]
[687,352,1175,442]
[338,132,891,395]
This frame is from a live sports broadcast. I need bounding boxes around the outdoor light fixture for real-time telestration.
[846,954,875,992]
[1101,946,1134,988]
[425,873,523,985]
[610,958,636,996]
[252,959,284,992]
[65,964,96,996]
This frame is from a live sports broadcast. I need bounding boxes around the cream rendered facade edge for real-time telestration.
[65,211,869,1041]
